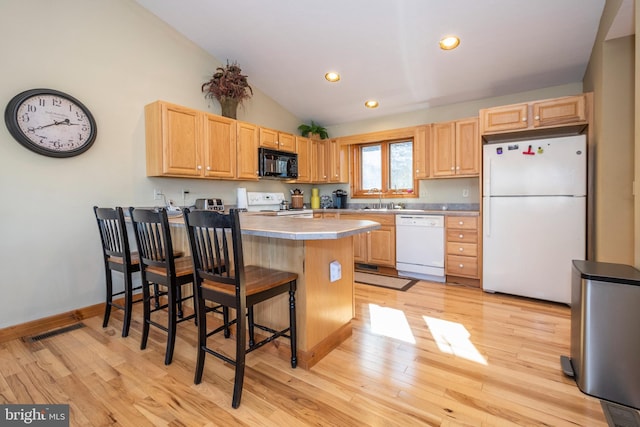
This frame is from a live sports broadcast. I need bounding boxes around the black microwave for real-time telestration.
[258,147,298,179]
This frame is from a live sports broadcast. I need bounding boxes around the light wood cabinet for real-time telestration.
[295,136,311,183]
[341,213,395,267]
[414,125,430,179]
[313,211,340,219]
[445,216,480,282]
[311,139,329,182]
[259,127,295,152]
[328,139,349,183]
[480,94,589,135]
[145,101,237,179]
[236,121,259,180]
[431,118,479,177]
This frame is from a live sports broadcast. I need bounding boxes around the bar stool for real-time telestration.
[128,207,195,365]
[184,208,297,408]
[93,206,141,338]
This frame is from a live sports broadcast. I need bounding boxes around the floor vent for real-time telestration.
[601,400,640,427]
[26,323,85,342]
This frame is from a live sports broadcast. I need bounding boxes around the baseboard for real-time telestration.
[0,303,104,344]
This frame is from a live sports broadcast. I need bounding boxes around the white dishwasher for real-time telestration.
[396,215,445,282]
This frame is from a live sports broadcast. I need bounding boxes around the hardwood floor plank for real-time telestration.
[0,280,611,426]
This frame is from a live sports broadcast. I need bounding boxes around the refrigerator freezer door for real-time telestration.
[483,195,586,304]
[483,134,586,196]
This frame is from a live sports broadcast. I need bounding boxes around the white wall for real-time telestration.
[0,0,301,328]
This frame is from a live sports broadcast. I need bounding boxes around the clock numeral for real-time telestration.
[52,98,62,107]
[78,133,84,142]
[27,104,36,113]
[20,113,30,123]
[38,99,46,107]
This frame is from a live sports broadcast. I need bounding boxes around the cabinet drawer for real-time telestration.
[446,230,478,243]
[446,216,478,230]
[447,242,477,257]
[447,255,478,277]
[340,213,395,226]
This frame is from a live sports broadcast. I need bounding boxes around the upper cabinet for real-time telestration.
[431,117,479,177]
[236,121,259,180]
[295,136,311,183]
[145,101,236,179]
[480,94,589,136]
[414,125,430,179]
[311,139,329,182]
[259,127,296,152]
[328,139,349,183]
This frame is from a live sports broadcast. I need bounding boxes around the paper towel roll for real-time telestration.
[236,187,248,210]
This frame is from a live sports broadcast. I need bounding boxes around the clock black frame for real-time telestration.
[4,88,98,158]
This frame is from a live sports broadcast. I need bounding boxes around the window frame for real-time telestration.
[350,137,417,199]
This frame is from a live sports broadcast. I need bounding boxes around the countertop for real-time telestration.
[315,208,480,216]
[168,213,380,241]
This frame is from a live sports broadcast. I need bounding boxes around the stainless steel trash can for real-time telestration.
[564,260,640,409]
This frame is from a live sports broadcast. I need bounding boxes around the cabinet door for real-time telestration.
[311,139,328,182]
[480,103,529,133]
[161,103,202,176]
[368,226,395,267]
[353,232,367,263]
[202,113,236,179]
[236,121,259,180]
[295,136,311,183]
[258,127,278,149]
[533,95,586,128]
[455,118,479,176]
[278,132,296,152]
[414,125,430,179]
[431,122,456,177]
[329,139,348,183]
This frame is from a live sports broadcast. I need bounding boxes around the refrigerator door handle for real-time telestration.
[485,159,491,237]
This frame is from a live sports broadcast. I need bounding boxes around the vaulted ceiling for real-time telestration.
[135,0,614,126]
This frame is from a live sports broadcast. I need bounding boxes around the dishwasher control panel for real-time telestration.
[396,215,444,227]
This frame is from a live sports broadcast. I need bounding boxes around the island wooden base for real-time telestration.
[243,234,355,369]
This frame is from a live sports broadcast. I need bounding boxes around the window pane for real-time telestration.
[390,141,413,191]
[361,145,382,190]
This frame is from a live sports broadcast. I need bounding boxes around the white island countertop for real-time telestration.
[238,214,380,240]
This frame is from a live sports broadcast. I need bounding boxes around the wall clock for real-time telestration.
[4,88,97,158]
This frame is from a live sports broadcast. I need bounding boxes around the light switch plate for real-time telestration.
[329,260,342,282]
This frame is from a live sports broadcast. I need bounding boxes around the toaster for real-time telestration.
[195,198,224,211]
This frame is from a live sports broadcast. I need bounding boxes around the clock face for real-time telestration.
[5,89,97,158]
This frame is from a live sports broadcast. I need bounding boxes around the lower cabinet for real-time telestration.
[445,215,480,285]
[341,213,395,267]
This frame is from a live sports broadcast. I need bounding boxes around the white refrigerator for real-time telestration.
[482,134,586,304]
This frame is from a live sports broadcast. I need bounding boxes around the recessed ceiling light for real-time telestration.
[325,72,340,82]
[364,100,379,109]
[439,36,460,50]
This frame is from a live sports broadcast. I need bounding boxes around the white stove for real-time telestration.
[246,192,314,218]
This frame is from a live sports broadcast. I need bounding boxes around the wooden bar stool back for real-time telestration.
[128,207,195,365]
[184,208,298,408]
[93,206,141,337]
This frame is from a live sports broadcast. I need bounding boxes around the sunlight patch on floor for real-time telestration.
[368,304,416,343]
[423,316,487,365]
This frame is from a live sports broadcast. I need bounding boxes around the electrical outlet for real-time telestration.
[462,188,469,198]
[153,188,163,200]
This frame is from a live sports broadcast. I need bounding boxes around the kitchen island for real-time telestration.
[171,213,379,369]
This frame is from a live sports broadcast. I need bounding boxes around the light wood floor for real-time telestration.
[0,281,608,426]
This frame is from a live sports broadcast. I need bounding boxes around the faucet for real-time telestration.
[368,188,383,208]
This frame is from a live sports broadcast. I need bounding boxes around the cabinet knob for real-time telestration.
[459,234,464,238]
[459,264,464,268]
[459,247,464,252]
[450,167,455,171]
[456,166,460,170]
[458,221,464,225]
[534,115,540,120]
[522,117,527,122]
[206,166,211,171]
[197,165,202,170]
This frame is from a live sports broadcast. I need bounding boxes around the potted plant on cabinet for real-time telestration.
[201,61,253,119]
[298,121,329,139]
